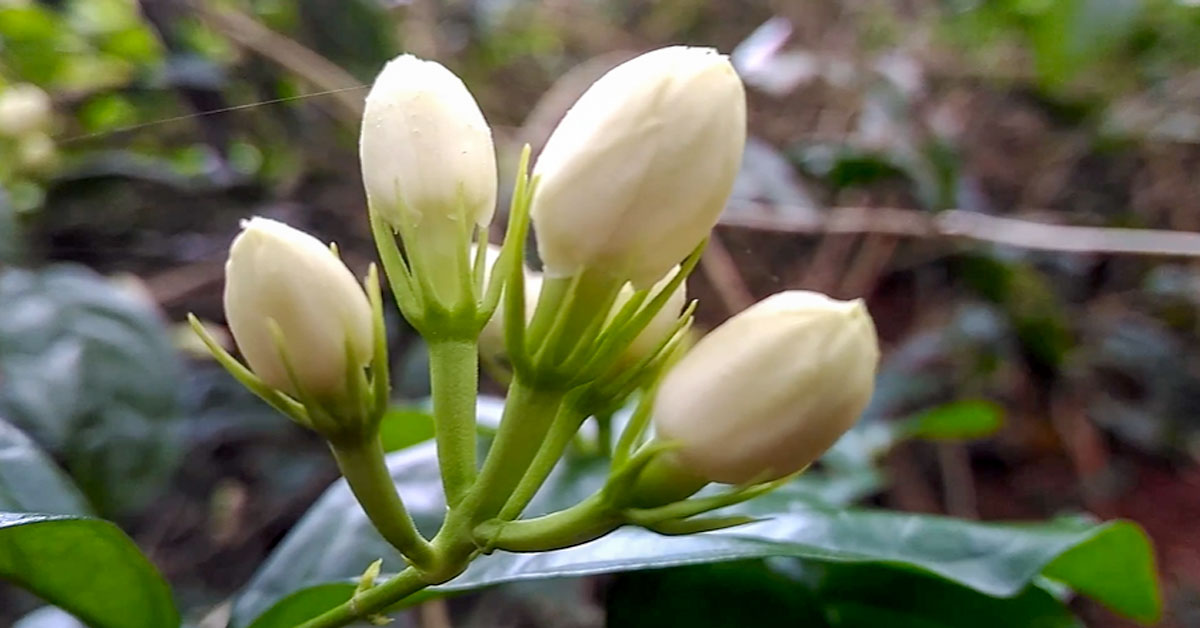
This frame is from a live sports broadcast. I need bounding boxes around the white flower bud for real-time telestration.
[652,291,879,484]
[531,46,746,288]
[0,84,52,138]
[223,217,373,397]
[360,54,497,306]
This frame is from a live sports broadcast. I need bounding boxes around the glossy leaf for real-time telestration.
[232,441,1159,627]
[0,418,91,515]
[606,559,1082,628]
[606,561,826,627]
[0,513,179,628]
[808,561,1082,628]
[0,265,184,515]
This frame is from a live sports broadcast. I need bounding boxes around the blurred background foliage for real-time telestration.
[1,0,1200,626]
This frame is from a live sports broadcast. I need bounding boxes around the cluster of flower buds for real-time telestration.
[201,43,881,569]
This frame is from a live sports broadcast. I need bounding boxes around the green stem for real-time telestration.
[479,493,619,552]
[465,377,566,521]
[330,438,435,570]
[497,403,588,520]
[595,412,613,457]
[294,566,429,628]
[428,338,479,507]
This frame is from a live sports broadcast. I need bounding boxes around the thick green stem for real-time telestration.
[595,412,613,457]
[330,439,435,570]
[479,493,619,552]
[466,378,567,520]
[497,403,589,520]
[428,338,479,507]
[294,566,429,628]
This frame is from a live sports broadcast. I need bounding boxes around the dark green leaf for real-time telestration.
[0,265,184,515]
[809,561,1082,628]
[606,561,826,628]
[232,442,1159,627]
[0,418,91,515]
[0,513,179,628]
[242,584,355,628]
[1042,518,1161,623]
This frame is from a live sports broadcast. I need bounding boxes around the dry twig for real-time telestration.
[723,202,1200,258]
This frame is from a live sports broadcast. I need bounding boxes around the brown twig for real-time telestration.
[798,233,857,294]
[699,231,755,314]
[418,599,453,628]
[839,233,898,297]
[936,443,978,519]
[721,202,1200,257]
[187,1,365,123]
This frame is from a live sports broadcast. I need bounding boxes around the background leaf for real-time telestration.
[0,418,91,515]
[232,440,1159,627]
[0,264,184,515]
[899,400,1004,441]
[0,513,179,628]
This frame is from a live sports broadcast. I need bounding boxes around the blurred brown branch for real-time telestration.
[722,202,1200,257]
[187,1,365,123]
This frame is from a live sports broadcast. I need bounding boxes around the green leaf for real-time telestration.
[1042,518,1161,623]
[242,584,356,628]
[0,513,179,628]
[606,559,1083,628]
[810,562,1082,628]
[0,265,184,515]
[0,418,91,515]
[232,442,1160,627]
[378,407,435,453]
[899,400,1004,442]
[606,561,826,627]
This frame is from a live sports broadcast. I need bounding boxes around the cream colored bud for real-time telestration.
[531,46,746,288]
[0,84,52,137]
[360,54,497,306]
[653,291,879,484]
[223,217,373,397]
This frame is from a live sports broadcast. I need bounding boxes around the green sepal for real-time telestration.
[642,515,760,536]
[365,264,391,421]
[368,210,425,331]
[623,473,799,526]
[612,387,658,466]
[265,318,340,436]
[187,314,310,428]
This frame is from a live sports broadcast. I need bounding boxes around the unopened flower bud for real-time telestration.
[0,84,52,137]
[360,54,497,307]
[531,46,746,288]
[652,291,879,484]
[223,217,373,397]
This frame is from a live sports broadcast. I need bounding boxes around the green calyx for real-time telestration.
[187,262,391,444]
